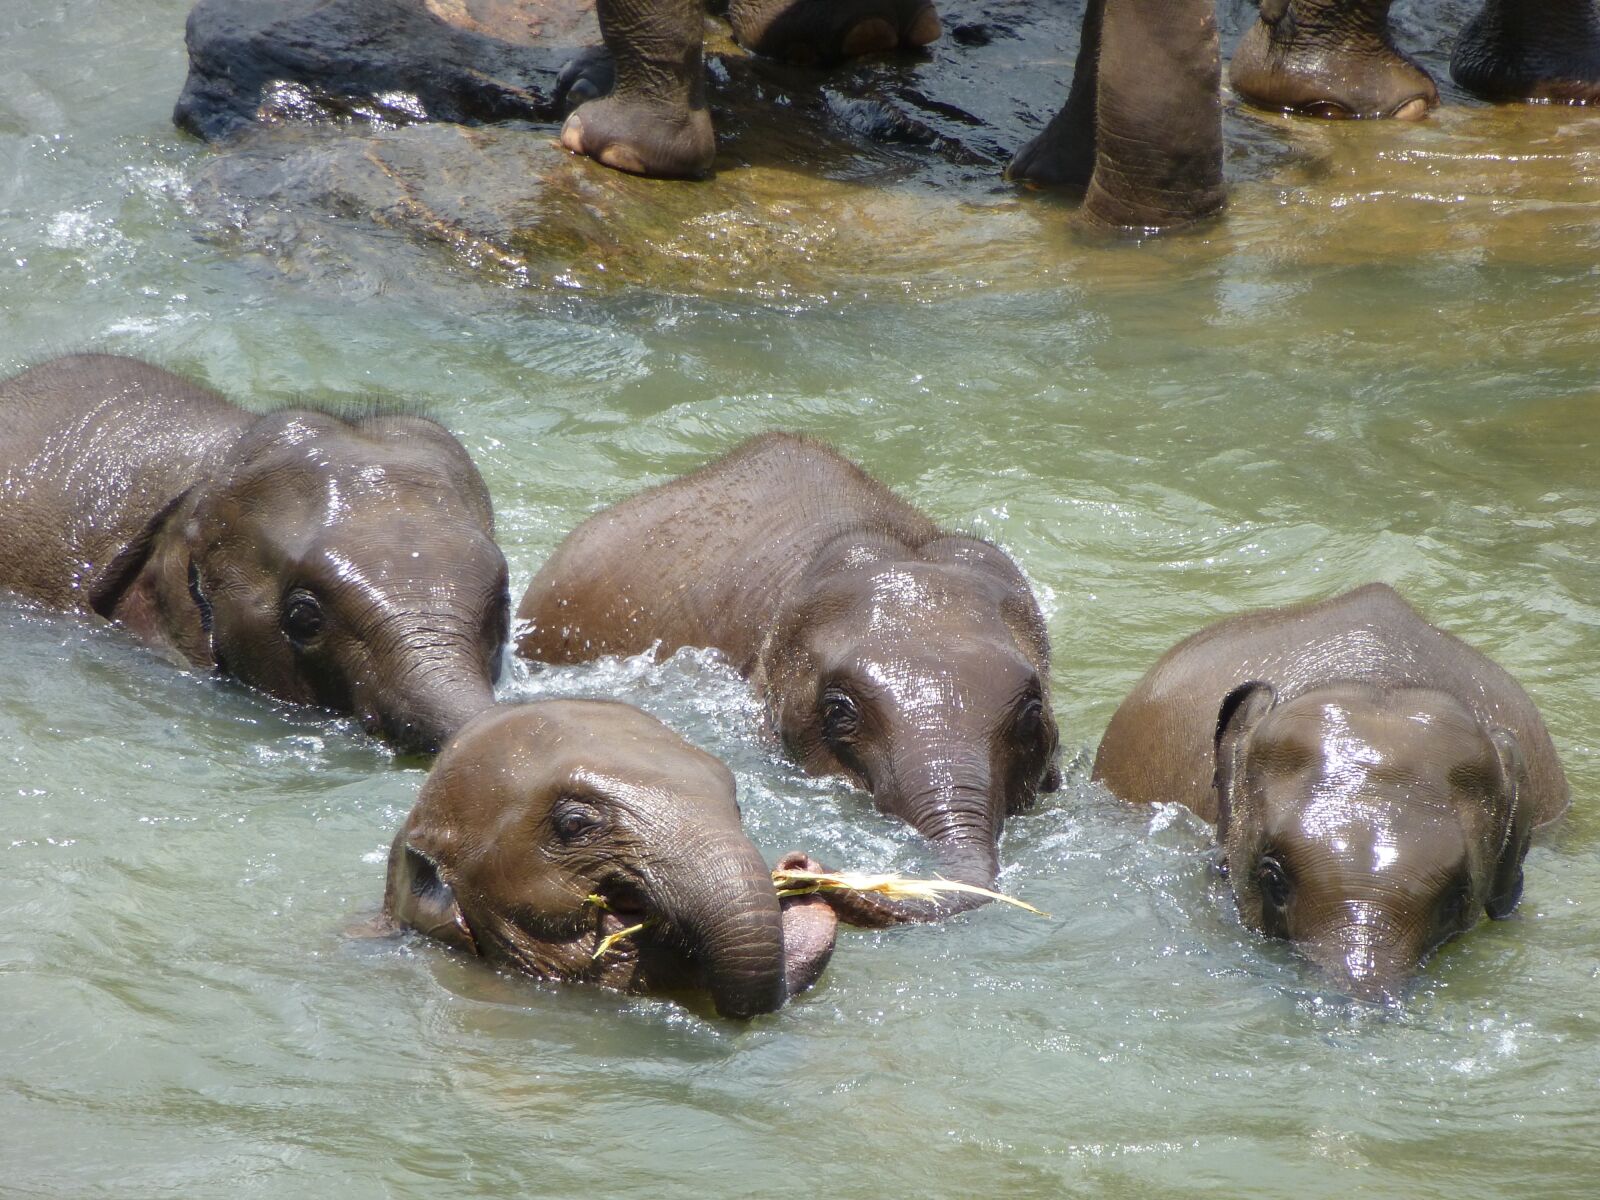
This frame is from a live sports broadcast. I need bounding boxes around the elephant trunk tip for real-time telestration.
[1308,938,1417,1007]
[373,679,500,755]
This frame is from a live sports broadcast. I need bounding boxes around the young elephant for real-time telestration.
[0,354,508,753]
[1093,583,1569,1001]
[516,433,1061,926]
[384,700,838,1016]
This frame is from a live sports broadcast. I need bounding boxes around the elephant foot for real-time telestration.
[1452,0,1600,105]
[1229,6,1438,119]
[728,0,941,67]
[560,95,715,177]
[1004,102,1094,191]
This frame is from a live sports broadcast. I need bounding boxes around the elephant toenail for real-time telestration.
[598,143,648,174]
[559,112,586,153]
[1391,96,1431,120]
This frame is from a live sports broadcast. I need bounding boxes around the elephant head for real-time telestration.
[1212,680,1535,1002]
[384,700,836,1017]
[763,535,1060,925]
[115,409,508,753]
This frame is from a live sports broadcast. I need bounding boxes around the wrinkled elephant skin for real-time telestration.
[1228,0,1600,119]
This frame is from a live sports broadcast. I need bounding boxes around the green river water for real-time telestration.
[1,2,1597,1197]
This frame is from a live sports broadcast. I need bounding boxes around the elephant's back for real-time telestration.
[517,433,939,668]
[0,355,247,611]
[1093,584,1569,825]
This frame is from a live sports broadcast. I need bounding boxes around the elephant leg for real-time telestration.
[1229,0,1437,119]
[560,0,715,177]
[1452,0,1600,105]
[1080,0,1225,231]
[1004,0,1102,189]
[727,0,940,66]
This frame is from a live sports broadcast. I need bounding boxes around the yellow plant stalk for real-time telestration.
[585,893,653,960]
[770,868,1046,916]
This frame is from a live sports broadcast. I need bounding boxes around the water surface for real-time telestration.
[2,3,1597,1197]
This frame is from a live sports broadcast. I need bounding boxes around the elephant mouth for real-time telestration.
[778,891,837,998]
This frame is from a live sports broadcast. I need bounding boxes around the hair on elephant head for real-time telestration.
[1212,679,1535,1002]
[384,700,837,1017]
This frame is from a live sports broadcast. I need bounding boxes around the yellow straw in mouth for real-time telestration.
[770,868,1047,916]
[585,894,653,960]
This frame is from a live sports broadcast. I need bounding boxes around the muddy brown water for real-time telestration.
[1,1,1597,1196]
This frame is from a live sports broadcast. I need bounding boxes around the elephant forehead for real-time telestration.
[854,563,998,630]
[309,539,493,611]
[1283,783,1464,867]
[857,656,967,718]
[567,759,734,814]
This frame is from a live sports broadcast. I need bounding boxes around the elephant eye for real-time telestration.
[1440,882,1475,931]
[819,687,859,743]
[280,591,325,645]
[1016,694,1045,738]
[552,799,603,844]
[1256,854,1291,909]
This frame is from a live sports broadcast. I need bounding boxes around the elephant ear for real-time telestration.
[1486,726,1533,920]
[1212,681,1277,845]
[384,834,479,956]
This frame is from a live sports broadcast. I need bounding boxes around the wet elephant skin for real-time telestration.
[1228,0,1600,120]
[0,354,508,754]
[1093,583,1569,1001]
[384,700,838,1017]
[516,433,1060,927]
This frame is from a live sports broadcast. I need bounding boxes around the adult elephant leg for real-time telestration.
[1081,0,1225,231]
[1452,0,1600,105]
[560,0,715,177]
[728,0,940,66]
[1230,0,1437,119]
[1004,0,1102,189]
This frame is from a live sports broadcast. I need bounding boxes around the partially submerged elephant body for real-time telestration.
[0,354,508,753]
[385,700,837,1016]
[1094,583,1568,1000]
[516,433,1060,925]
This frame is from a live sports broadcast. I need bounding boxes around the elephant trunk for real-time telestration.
[356,621,500,755]
[829,757,1006,928]
[1302,902,1429,1004]
[649,830,790,1019]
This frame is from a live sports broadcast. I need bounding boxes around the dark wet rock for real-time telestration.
[174,0,596,141]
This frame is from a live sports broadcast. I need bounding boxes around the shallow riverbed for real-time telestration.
[1,2,1597,1197]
